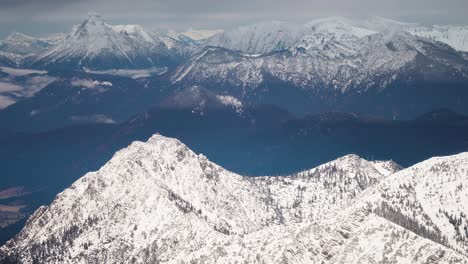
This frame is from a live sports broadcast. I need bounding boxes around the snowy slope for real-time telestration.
[181,29,223,41]
[364,152,468,253]
[2,16,466,71]
[0,52,21,67]
[167,29,223,42]
[203,18,373,56]
[32,13,190,70]
[359,17,468,53]
[0,32,61,67]
[205,16,468,55]
[293,17,376,58]
[408,25,468,52]
[205,21,300,54]
[1,134,467,263]
[0,135,278,263]
[0,33,52,56]
[250,154,397,224]
[173,30,468,93]
[174,17,468,103]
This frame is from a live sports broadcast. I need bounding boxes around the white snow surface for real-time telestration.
[184,17,468,93]
[205,21,300,54]
[1,135,467,263]
[32,13,188,69]
[205,16,468,54]
[408,25,468,52]
[167,29,224,41]
[1,15,467,75]
[173,28,468,92]
[0,32,51,56]
[362,152,468,253]
[0,32,61,65]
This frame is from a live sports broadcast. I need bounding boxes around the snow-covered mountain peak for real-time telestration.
[371,160,403,176]
[86,12,104,21]
[204,17,378,56]
[305,16,376,38]
[70,13,111,37]
[204,20,299,54]
[173,16,468,95]
[293,17,376,58]
[4,32,36,43]
[32,14,189,70]
[80,12,108,28]
[335,153,368,163]
[0,32,51,57]
[128,133,189,158]
[297,153,388,183]
[0,134,281,262]
[69,13,112,39]
[1,135,467,263]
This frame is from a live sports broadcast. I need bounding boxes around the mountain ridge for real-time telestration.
[1,15,468,118]
[1,134,467,263]
[28,13,191,70]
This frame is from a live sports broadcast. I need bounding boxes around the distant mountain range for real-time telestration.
[1,134,467,263]
[173,17,468,117]
[2,15,467,70]
[0,14,467,121]
[205,16,468,54]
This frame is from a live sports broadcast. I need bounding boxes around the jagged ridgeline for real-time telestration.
[1,135,467,263]
[1,15,468,123]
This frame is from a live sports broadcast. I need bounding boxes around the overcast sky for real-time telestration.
[1,0,468,38]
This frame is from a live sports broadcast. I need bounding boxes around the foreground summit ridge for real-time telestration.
[1,134,468,263]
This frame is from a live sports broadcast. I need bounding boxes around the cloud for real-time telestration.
[0,71,55,108]
[85,68,167,79]
[0,0,69,8]
[0,0,90,13]
[0,67,47,77]
[0,82,22,93]
[70,78,98,88]
[0,95,15,109]
[70,78,112,93]
[69,114,116,124]
[0,75,55,99]
[22,76,56,97]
